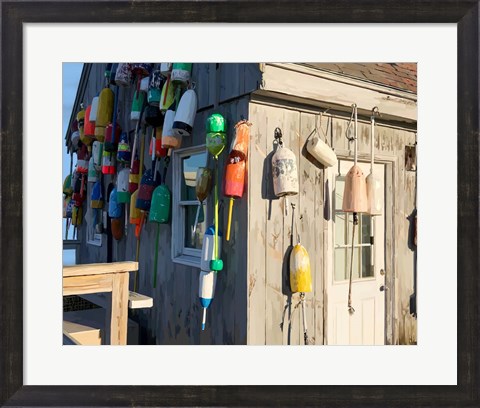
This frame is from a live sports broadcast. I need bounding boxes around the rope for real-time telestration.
[348,212,358,315]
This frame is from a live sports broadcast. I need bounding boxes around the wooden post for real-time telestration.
[110,272,129,345]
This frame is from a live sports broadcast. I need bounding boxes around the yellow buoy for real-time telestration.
[94,87,114,142]
[289,243,312,293]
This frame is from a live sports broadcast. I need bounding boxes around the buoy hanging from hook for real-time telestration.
[271,127,299,216]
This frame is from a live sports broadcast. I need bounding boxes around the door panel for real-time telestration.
[327,160,385,345]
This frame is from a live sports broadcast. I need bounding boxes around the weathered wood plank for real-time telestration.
[247,102,267,345]
[63,274,113,296]
[63,261,138,277]
[110,272,129,345]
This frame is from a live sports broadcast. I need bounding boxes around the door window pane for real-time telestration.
[361,214,371,244]
[362,246,373,278]
[334,248,347,281]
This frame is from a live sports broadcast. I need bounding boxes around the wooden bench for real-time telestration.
[63,261,138,345]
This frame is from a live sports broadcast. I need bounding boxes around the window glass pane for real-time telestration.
[347,213,361,245]
[335,177,345,210]
[362,246,373,278]
[361,214,371,244]
[335,212,346,245]
[184,202,207,249]
[334,248,347,281]
[181,151,208,201]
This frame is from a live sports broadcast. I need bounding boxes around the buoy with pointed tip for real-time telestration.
[173,89,197,137]
[171,63,192,87]
[290,243,312,294]
[199,270,217,331]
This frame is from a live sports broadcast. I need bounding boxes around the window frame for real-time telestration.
[171,144,209,268]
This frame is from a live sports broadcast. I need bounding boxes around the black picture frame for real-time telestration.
[1,1,478,406]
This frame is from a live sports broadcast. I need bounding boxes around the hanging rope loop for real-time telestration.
[274,127,283,147]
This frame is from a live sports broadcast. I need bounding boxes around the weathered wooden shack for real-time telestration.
[64,63,417,345]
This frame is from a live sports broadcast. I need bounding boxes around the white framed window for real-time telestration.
[334,175,374,282]
[171,145,209,268]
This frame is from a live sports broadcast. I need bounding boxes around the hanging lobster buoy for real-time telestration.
[271,127,299,211]
[224,120,250,241]
[72,205,83,226]
[115,63,132,87]
[173,89,197,137]
[206,114,227,272]
[94,87,114,142]
[199,225,222,330]
[131,90,145,121]
[129,189,142,237]
[76,144,89,174]
[92,141,103,171]
[148,70,164,107]
[76,104,86,144]
[129,159,140,193]
[290,244,312,293]
[206,113,227,157]
[109,186,123,241]
[101,150,116,175]
[200,225,223,274]
[117,168,131,203]
[87,158,97,183]
[63,174,73,196]
[160,77,175,113]
[131,63,152,82]
[91,180,104,209]
[306,134,337,168]
[145,105,164,128]
[198,270,217,331]
[72,172,86,206]
[139,76,150,93]
[149,184,171,288]
[160,63,172,77]
[117,132,131,164]
[136,169,157,211]
[83,105,96,146]
[104,122,122,152]
[191,167,212,244]
[171,63,192,87]
[161,109,181,149]
[366,107,382,216]
[343,166,368,213]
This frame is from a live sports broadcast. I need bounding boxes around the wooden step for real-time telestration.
[63,308,140,345]
[80,291,153,310]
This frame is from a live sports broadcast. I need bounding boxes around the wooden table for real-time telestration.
[63,261,138,345]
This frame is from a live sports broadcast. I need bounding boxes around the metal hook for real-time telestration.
[371,106,380,118]
[274,127,283,147]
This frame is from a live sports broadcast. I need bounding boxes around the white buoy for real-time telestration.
[272,137,299,197]
[366,107,383,216]
[306,134,337,168]
[161,109,182,149]
[89,95,99,123]
[173,89,197,137]
[200,226,223,272]
[139,76,150,93]
[198,270,217,331]
[160,63,172,77]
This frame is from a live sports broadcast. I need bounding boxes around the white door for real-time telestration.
[327,160,386,345]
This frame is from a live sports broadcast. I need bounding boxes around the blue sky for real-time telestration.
[62,63,83,249]
[62,63,83,179]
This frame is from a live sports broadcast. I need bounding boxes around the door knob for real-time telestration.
[380,269,385,276]
[380,285,388,292]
